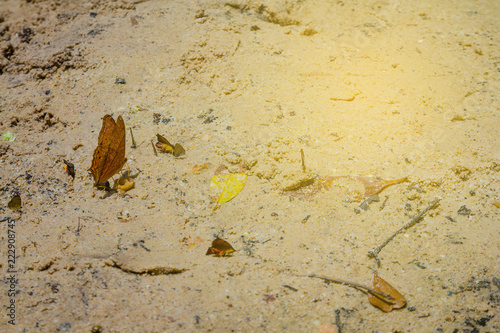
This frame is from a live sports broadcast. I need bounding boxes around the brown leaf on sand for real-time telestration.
[304,274,406,313]
[285,176,407,201]
[367,273,406,312]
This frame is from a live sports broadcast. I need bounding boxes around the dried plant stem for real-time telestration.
[129,128,137,148]
[368,198,441,266]
[334,309,342,333]
[300,275,395,304]
[300,149,306,172]
[151,140,158,156]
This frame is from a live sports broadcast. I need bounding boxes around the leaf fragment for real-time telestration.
[209,165,247,210]
[114,176,135,194]
[2,131,15,142]
[285,175,407,201]
[367,273,406,312]
[192,163,211,173]
[303,274,405,312]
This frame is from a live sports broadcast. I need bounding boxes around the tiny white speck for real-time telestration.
[418,40,423,43]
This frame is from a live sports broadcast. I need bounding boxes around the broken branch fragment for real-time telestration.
[285,175,408,201]
[303,274,406,312]
[368,198,441,265]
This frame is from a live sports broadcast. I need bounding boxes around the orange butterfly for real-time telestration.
[156,134,186,157]
[206,238,235,256]
[88,115,127,186]
[156,134,174,153]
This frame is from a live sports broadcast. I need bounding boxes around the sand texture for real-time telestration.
[0,0,499,332]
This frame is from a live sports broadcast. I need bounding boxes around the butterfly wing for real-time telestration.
[156,134,174,152]
[8,195,22,210]
[206,238,235,256]
[88,115,116,184]
[98,115,127,183]
[156,134,173,147]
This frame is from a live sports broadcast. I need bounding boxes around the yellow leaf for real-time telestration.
[209,165,247,210]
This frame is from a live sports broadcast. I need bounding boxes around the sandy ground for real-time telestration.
[1,0,499,332]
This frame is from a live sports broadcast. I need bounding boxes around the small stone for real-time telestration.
[195,10,205,19]
[319,323,338,333]
[492,277,500,290]
[301,27,318,36]
[153,113,161,124]
[457,205,471,216]
[115,78,126,84]
[354,207,361,214]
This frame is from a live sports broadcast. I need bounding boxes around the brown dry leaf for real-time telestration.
[367,273,406,312]
[285,176,407,201]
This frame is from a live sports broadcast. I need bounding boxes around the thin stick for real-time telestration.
[301,149,306,172]
[129,128,137,148]
[334,309,342,333]
[151,140,157,156]
[300,274,395,304]
[379,195,389,211]
[368,198,440,265]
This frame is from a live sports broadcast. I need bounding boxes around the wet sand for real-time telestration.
[0,0,499,332]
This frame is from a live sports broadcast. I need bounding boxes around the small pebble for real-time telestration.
[457,205,471,216]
